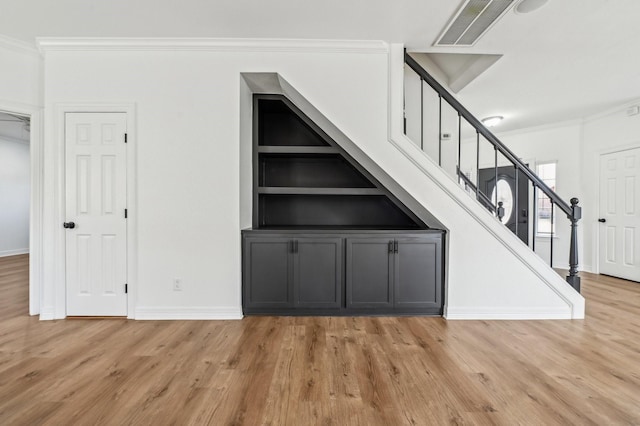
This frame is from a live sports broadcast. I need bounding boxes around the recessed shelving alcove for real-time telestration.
[243,94,444,316]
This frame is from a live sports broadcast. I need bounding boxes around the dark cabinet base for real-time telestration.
[242,230,445,316]
[243,307,443,316]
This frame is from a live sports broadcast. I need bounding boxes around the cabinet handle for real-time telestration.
[394,240,398,253]
[294,240,298,253]
[388,241,394,253]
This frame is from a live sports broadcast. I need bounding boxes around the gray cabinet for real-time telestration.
[243,237,292,309]
[346,235,442,311]
[242,230,444,316]
[243,235,343,311]
[345,238,393,308]
[394,236,442,310]
[294,238,342,308]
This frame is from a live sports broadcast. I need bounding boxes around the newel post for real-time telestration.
[566,197,581,292]
[497,201,505,221]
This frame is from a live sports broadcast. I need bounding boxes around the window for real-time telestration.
[536,162,556,236]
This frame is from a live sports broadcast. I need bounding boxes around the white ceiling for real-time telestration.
[1,0,640,132]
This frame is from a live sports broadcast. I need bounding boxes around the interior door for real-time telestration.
[599,148,640,282]
[65,112,128,316]
[478,165,529,244]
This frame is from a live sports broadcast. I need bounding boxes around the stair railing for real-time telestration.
[404,51,581,292]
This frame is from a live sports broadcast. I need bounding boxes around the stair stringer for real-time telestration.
[388,44,585,319]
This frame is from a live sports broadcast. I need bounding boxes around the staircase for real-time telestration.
[403,51,582,292]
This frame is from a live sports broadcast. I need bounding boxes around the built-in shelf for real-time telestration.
[257,146,339,154]
[253,95,426,230]
[258,187,383,195]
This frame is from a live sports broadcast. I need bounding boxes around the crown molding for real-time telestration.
[582,97,640,123]
[492,117,584,138]
[37,37,389,54]
[0,34,39,56]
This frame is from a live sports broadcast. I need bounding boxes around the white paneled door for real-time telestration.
[65,113,128,316]
[599,148,640,282]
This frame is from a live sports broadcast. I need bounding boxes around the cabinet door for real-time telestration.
[243,237,292,308]
[394,236,442,310]
[346,238,393,308]
[294,238,343,308]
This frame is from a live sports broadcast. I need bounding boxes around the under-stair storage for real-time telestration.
[346,235,442,311]
[254,97,424,230]
[242,231,444,315]
[243,95,445,316]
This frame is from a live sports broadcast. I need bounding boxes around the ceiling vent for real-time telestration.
[435,0,515,46]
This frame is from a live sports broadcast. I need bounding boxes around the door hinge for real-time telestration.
[124,133,128,143]
[124,208,128,219]
[125,283,128,293]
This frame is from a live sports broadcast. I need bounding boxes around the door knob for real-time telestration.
[598,218,606,223]
[63,222,76,229]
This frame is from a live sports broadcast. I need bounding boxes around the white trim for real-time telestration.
[39,307,55,321]
[48,103,137,320]
[583,98,640,123]
[388,44,585,319]
[0,100,43,317]
[489,99,640,137]
[0,34,39,56]
[445,306,571,320]
[135,307,243,320]
[37,38,388,54]
[0,249,29,257]
[0,135,30,145]
[492,118,584,139]
[594,143,640,276]
[595,142,640,157]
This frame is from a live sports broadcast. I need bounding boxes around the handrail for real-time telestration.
[456,166,497,213]
[405,51,572,216]
[405,51,582,292]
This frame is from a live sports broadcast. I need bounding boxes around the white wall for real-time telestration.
[41,41,394,318]
[0,138,30,256]
[39,39,583,319]
[0,35,41,107]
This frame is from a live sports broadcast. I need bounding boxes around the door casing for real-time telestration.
[597,146,640,281]
[48,103,137,319]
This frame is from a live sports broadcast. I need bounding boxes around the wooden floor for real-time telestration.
[1,255,639,425]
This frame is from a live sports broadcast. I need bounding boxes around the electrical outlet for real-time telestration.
[173,278,183,291]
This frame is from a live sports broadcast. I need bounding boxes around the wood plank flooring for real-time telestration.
[1,254,639,425]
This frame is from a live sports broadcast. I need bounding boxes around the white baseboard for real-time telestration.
[444,306,572,320]
[0,248,29,257]
[135,306,243,320]
[581,264,594,273]
[39,307,55,321]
